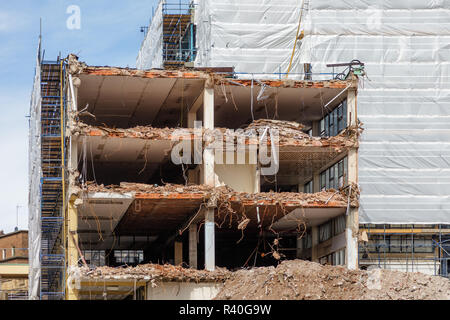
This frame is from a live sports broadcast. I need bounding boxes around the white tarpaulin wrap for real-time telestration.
[194,0,305,75]
[28,43,42,300]
[300,0,450,224]
[136,1,164,69]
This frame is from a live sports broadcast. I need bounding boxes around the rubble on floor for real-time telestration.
[75,263,230,283]
[83,181,359,208]
[73,118,361,150]
[215,260,450,300]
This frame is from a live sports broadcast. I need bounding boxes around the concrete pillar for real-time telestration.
[204,208,215,271]
[346,208,358,270]
[67,197,79,300]
[311,226,319,262]
[189,224,198,269]
[296,237,303,259]
[174,241,183,266]
[345,87,359,270]
[313,173,320,193]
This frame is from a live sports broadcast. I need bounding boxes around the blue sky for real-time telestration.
[0,0,159,233]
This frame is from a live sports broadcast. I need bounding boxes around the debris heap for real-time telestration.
[215,260,450,300]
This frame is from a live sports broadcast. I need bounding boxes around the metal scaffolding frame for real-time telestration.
[359,224,450,278]
[39,59,67,300]
[161,1,196,68]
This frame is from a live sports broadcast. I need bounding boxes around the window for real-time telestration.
[11,247,15,257]
[319,222,331,242]
[303,233,312,249]
[320,157,348,190]
[114,250,144,265]
[365,235,434,253]
[319,215,346,243]
[320,99,347,137]
[82,250,105,267]
[333,215,346,235]
[2,249,6,260]
[304,180,313,193]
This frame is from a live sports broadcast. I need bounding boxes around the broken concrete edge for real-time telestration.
[66,53,356,89]
[67,264,231,287]
[74,182,360,208]
[71,119,362,150]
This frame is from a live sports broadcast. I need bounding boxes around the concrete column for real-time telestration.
[174,241,183,266]
[189,224,198,269]
[204,208,215,271]
[346,208,358,270]
[203,88,214,130]
[188,112,196,128]
[296,237,303,259]
[311,226,319,262]
[67,197,79,300]
[313,173,320,193]
[345,87,359,270]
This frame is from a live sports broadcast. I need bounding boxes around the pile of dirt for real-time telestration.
[215,260,450,300]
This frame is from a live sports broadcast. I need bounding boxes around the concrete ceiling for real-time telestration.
[77,74,204,128]
[272,207,346,231]
[77,73,346,129]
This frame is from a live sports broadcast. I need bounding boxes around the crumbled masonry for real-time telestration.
[67,54,355,89]
[70,260,450,300]
[82,181,359,208]
[215,260,450,300]
[74,263,230,283]
[73,119,362,150]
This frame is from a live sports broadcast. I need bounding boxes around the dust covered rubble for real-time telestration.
[214,259,450,300]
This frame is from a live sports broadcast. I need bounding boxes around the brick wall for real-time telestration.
[0,231,28,262]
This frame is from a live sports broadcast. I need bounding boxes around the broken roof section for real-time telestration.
[68,54,357,129]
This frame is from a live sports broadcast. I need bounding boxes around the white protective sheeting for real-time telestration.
[194,0,305,75]
[136,0,164,69]
[28,44,42,300]
[300,1,450,224]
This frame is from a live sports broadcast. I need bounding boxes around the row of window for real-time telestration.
[320,99,347,137]
[81,250,145,267]
[360,236,434,254]
[320,249,346,266]
[319,215,347,243]
[304,157,348,193]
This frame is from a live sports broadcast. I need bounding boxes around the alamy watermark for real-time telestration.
[170,121,279,176]
[66,5,81,30]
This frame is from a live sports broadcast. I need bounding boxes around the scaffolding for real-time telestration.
[359,225,450,278]
[161,1,196,68]
[39,59,67,300]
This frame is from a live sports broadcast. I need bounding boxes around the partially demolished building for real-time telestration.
[29,46,360,299]
[28,0,450,301]
[137,0,450,277]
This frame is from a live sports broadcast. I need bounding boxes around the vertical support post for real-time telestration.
[174,241,183,266]
[203,86,215,186]
[204,208,215,271]
[346,87,359,270]
[189,224,198,269]
[66,197,79,300]
[296,237,303,259]
[203,83,215,271]
[311,226,319,262]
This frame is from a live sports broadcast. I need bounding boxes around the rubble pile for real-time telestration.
[84,182,358,207]
[73,119,361,150]
[72,121,195,140]
[215,260,450,300]
[78,263,230,283]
